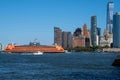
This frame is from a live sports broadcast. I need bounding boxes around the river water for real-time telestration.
[0,52,120,80]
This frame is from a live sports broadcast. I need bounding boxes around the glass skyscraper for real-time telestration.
[106,2,114,34]
[91,16,97,46]
[113,12,120,48]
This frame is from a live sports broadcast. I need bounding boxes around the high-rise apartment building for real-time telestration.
[91,16,97,46]
[106,2,114,34]
[62,32,72,49]
[54,27,72,49]
[83,24,89,38]
[113,12,120,47]
[54,27,62,46]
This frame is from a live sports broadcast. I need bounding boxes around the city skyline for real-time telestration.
[0,0,120,45]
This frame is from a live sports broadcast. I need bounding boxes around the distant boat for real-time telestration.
[33,51,43,55]
[65,50,71,54]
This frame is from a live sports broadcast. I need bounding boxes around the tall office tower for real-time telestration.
[113,12,120,48]
[91,16,97,46]
[62,31,68,49]
[67,32,72,48]
[54,27,62,46]
[106,2,114,34]
[83,24,91,46]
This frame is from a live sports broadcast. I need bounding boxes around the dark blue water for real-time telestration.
[0,52,120,80]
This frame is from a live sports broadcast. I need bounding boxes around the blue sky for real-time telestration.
[0,0,120,45]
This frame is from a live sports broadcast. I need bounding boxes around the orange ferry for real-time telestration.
[4,42,64,53]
